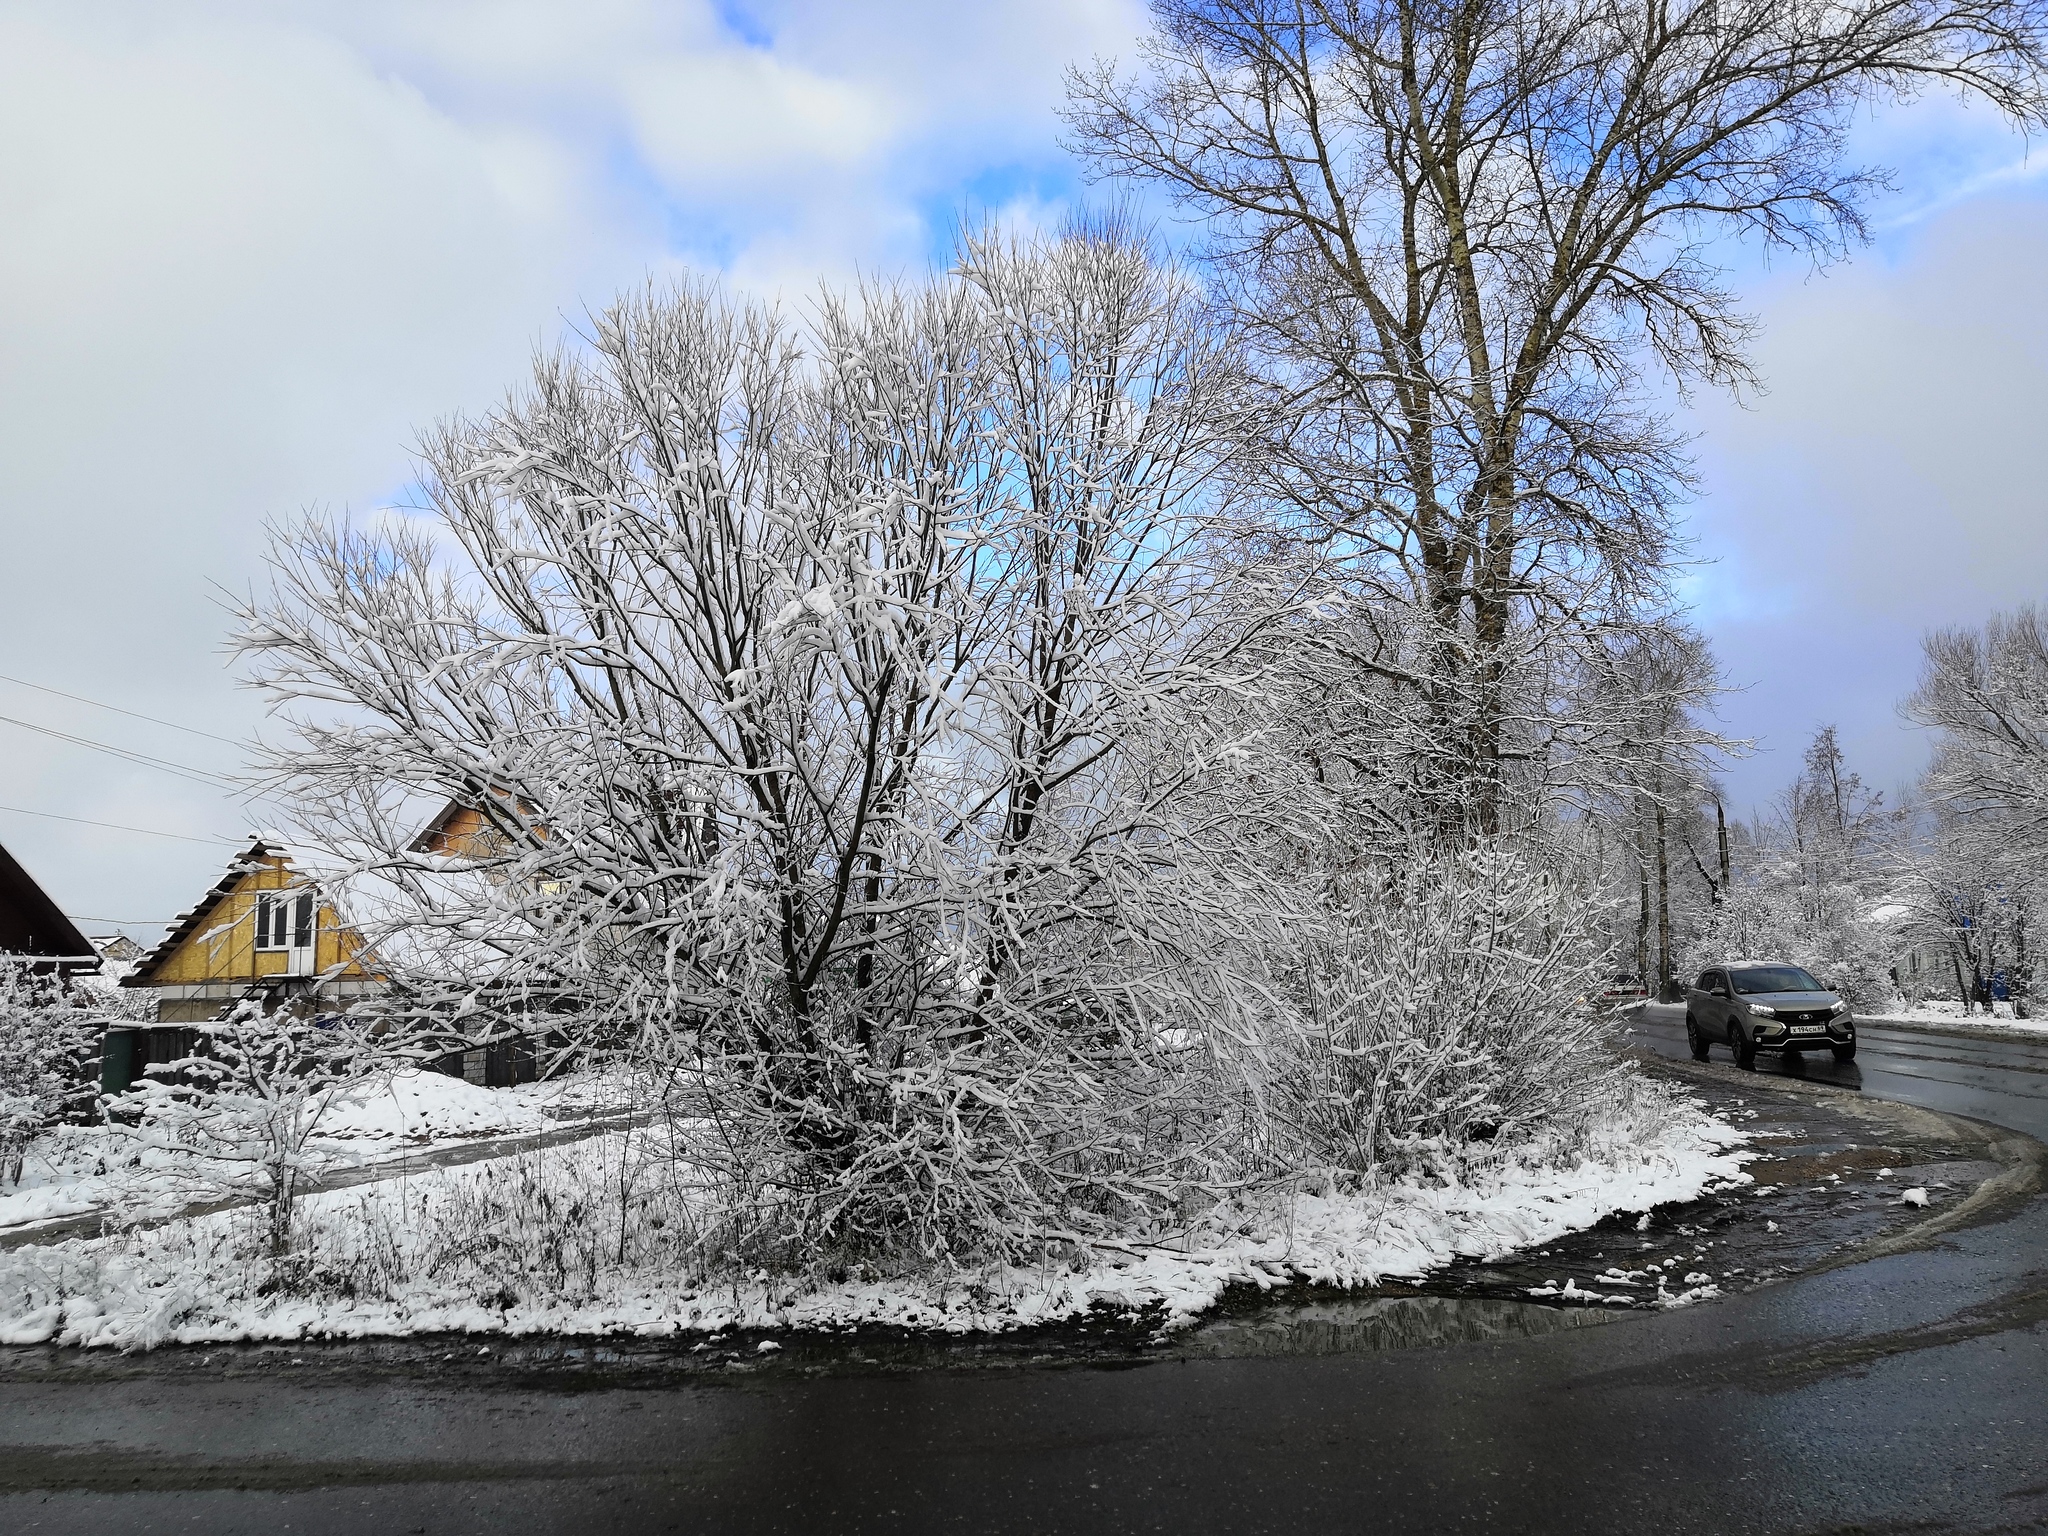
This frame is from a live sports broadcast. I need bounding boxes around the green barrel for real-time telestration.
[100,1029,138,1095]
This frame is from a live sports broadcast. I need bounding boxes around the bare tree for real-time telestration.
[1908,606,2048,860]
[1902,605,2048,1012]
[1067,0,2048,827]
[238,223,1286,1262]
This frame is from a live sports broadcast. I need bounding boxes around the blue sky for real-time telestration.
[0,0,2043,934]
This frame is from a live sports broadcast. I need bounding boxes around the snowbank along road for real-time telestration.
[1,1008,2045,1536]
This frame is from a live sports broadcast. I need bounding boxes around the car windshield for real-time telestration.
[1731,965,1824,995]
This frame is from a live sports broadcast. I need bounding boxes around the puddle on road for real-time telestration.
[0,1292,1622,1388]
[1172,1292,1618,1359]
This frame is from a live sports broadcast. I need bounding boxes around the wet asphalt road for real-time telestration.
[4,1011,2047,1535]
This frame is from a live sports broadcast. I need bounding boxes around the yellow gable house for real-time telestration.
[409,796,534,860]
[122,837,378,1024]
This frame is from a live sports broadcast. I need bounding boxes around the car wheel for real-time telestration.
[1731,1027,1757,1071]
[1832,1042,1856,1063]
[1686,1014,1708,1061]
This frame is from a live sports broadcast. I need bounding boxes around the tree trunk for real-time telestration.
[2015,895,2031,1020]
[1655,799,1672,1003]
[1635,815,1650,988]
[1715,801,1731,904]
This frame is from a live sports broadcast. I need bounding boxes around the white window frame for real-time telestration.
[255,891,316,955]
[255,892,287,951]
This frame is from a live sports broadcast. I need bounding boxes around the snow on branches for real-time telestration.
[237,223,1286,1261]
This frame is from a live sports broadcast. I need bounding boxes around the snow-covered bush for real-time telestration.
[113,999,391,1259]
[223,219,1709,1284]
[1258,845,1618,1176]
[0,960,110,1185]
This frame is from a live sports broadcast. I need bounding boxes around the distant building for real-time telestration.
[118,818,548,1088]
[86,932,144,981]
[0,836,99,978]
[120,836,377,1023]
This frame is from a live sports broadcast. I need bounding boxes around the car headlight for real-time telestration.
[1830,1000,1851,1015]
[1746,1004,1777,1018]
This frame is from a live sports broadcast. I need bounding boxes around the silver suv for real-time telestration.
[1684,963,1857,1069]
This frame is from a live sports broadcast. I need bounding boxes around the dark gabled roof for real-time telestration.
[122,835,280,988]
[0,836,98,966]
[407,797,474,854]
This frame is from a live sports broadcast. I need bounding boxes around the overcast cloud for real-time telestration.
[0,0,2041,937]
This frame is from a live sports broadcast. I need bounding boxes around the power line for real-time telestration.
[0,672,241,745]
[0,802,240,845]
[0,713,240,790]
[67,916,172,926]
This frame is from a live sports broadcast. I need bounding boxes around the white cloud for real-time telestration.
[0,4,647,929]
[625,49,900,192]
[1681,194,2048,810]
[0,0,1145,934]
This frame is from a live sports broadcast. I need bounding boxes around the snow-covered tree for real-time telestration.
[0,961,104,1184]
[237,222,1287,1261]
[115,999,389,1258]
[1901,606,2048,1014]
[1067,0,2048,834]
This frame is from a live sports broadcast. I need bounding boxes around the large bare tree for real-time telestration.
[1067,0,2048,827]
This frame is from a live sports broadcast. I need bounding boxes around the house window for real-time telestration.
[256,892,315,951]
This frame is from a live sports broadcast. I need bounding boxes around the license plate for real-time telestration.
[1790,1025,1823,1035]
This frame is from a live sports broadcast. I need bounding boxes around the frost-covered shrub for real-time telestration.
[0,960,109,1184]
[114,999,391,1259]
[1259,846,1619,1175]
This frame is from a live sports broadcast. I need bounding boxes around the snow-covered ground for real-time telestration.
[1862,1001,2048,1040]
[0,1069,630,1237]
[0,1086,1750,1348]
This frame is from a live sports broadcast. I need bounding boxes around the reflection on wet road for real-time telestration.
[1630,1003,2048,1140]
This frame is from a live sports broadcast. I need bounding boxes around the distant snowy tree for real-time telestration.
[1678,728,1901,1006]
[1902,606,2048,1014]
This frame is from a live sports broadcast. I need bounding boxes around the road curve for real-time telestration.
[1630,1001,2048,1143]
[2,1016,2046,1536]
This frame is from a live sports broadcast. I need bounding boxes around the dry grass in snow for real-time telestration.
[0,1078,1748,1349]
